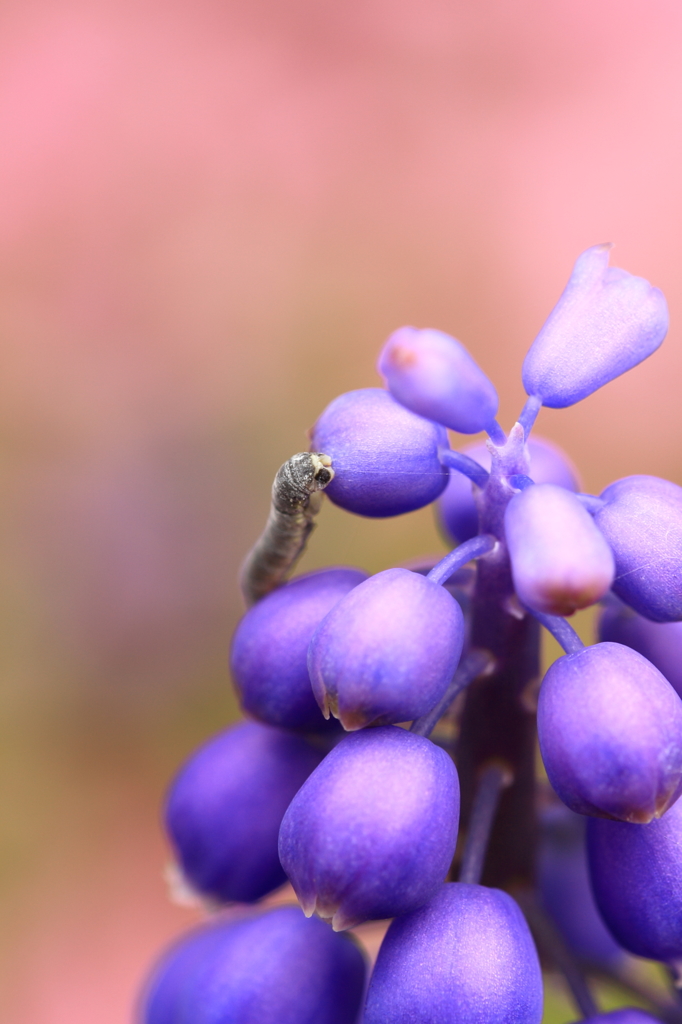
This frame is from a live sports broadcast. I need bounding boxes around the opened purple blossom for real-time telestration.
[377,326,499,434]
[538,806,624,968]
[505,483,614,616]
[599,600,682,699]
[165,722,322,904]
[587,795,682,968]
[278,726,459,931]
[522,244,668,408]
[230,567,367,731]
[141,905,366,1024]
[309,387,449,517]
[595,475,682,622]
[537,642,682,822]
[438,435,579,544]
[363,883,543,1024]
[308,567,464,730]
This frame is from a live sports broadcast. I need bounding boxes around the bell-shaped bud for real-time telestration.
[599,600,682,699]
[505,484,614,616]
[580,1013,661,1024]
[231,567,367,731]
[538,805,624,969]
[141,905,366,1024]
[587,795,682,968]
[377,326,499,434]
[308,567,464,730]
[309,388,449,517]
[363,883,543,1024]
[538,642,682,822]
[278,726,459,931]
[165,722,323,904]
[522,244,668,408]
[438,436,579,545]
[595,475,682,622]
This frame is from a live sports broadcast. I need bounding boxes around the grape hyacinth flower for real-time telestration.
[165,722,323,904]
[308,567,464,729]
[522,243,668,408]
[141,905,366,1024]
[377,326,499,434]
[505,483,615,616]
[364,883,543,1024]
[594,475,682,622]
[587,795,682,970]
[231,566,367,731]
[279,726,459,930]
[537,805,624,969]
[142,245,682,1023]
[537,642,682,821]
[309,387,449,516]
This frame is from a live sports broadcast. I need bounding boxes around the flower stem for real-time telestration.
[459,763,512,885]
[457,424,540,889]
[528,609,585,655]
[486,419,508,445]
[516,890,599,1020]
[518,395,542,438]
[438,448,490,488]
[410,650,495,738]
[427,535,497,586]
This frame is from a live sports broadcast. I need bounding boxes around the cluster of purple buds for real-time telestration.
[139,244,682,1024]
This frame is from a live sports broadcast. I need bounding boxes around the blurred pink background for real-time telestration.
[1,1,682,1020]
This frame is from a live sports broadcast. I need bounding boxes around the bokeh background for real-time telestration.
[1,0,682,1020]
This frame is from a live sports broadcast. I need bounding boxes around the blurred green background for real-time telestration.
[1,0,682,1019]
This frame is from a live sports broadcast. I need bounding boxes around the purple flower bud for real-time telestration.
[595,475,682,622]
[165,722,323,904]
[377,326,499,434]
[587,795,682,967]
[538,805,624,968]
[231,567,367,731]
[278,726,459,930]
[522,244,668,408]
[141,905,366,1024]
[599,600,682,699]
[438,436,579,545]
[538,642,682,822]
[363,883,543,1024]
[505,483,614,616]
[308,567,464,730]
[580,1013,661,1024]
[309,388,449,517]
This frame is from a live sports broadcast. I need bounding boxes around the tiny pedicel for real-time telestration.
[139,246,682,1023]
